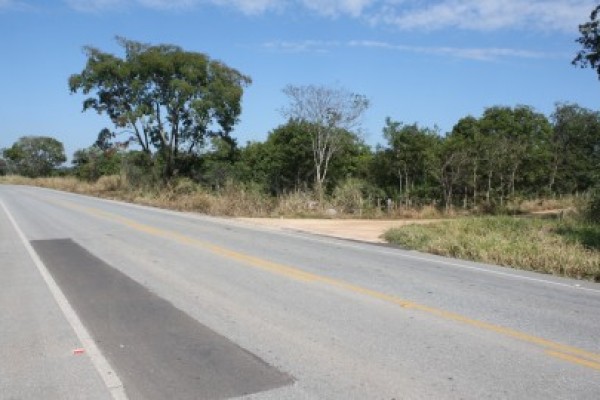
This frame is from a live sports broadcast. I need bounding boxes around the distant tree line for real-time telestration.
[27,100,590,213]
[2,13,600,214]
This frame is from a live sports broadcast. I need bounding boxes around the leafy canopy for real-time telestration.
[4,136,66,177]
[69,37,251,177]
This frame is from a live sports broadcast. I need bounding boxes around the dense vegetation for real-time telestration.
[2,101,597,216]
[1,36,598,214]
[1,9,600,280]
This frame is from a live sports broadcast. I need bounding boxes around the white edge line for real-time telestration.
[20,185,600,295]
[0,200,128,400]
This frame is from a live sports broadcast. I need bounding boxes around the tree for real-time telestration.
[573,5,600,78]
[478,106,551,204]
[434,136,468,210]
[380,119,441,205]
[450,116,481,207]
[550,103,600,193]
[4,136,66,177]
[281,84,369,203]
[69,37,251,179]
[0,150,8,176]
[237,120,369,195]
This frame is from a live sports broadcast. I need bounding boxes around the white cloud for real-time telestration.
[63,0,281,14]
[63,0,375,15]
[60,0,598,34]
[0,0,34,11]
[138,0,198,10]
[64,0,127,13]
[263,39,341,53]
[348,40,557,61]
[300,0,376,17]
[265,39,555,61]
[372,0,597,33]
[213,0,281,14]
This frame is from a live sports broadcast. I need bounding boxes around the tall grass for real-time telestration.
[384,216,600,281]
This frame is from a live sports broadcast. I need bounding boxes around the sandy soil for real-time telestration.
[236,218,442,243]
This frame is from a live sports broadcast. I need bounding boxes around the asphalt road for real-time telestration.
[1,185,599,399]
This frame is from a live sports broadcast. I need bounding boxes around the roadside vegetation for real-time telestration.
[384,214,600,281]
[2,8,600,280]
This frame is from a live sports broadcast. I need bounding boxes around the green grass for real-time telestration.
[383,216,600,281]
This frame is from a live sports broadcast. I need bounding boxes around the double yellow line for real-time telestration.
[56,198,600,372]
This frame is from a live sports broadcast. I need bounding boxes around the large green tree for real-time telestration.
[4,136,66,177]
[379,119,442,205]
[69,37,251,179]
[550,103,600,193]
[478,106,552,203]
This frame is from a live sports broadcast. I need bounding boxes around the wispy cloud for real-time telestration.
[59,0,598,34]
[300,0,376,17]
[64,0,127,13]
[63,0,281,14]
[370,0,596,33]
[263,40,342,53]
[263,39,557,61]
[0,0,35,12]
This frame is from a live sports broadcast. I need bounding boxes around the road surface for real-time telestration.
[1,185,599,399]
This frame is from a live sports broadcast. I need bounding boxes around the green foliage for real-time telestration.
[121,151,160,188]
[550,103,600,193]
[281,84,369,200]
[73,147,122,181]
[477,105,552,199]
[332,178,385,213]
[584,187,600,224]
[69,37,251,179]
[5,136,66,177]
[372,118,442,204]
[573,5,600,79]
[198,136,239,190]
[555,220,600,251]
[236,121,370,195]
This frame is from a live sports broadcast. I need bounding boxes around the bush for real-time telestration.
[333,178,365,213]
[585,187,600,224]
[333,178,386,214]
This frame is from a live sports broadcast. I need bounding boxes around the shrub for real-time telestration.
[585,187,600,224]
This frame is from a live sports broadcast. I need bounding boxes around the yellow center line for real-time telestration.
[546,351,600,371]
[53,198,600,371]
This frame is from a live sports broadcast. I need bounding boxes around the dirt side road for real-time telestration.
[236,218,441,243]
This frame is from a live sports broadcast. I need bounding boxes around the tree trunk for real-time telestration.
[472,163,478,207]
[487,170,492,205]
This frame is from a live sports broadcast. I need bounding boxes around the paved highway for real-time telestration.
[1,185,599,399]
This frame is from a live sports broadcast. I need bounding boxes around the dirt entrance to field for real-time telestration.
[236,218,442,243]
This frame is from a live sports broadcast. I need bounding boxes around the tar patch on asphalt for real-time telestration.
[31,239,294,400]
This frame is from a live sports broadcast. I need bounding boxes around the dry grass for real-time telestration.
[1,175,576,221]
[0,175,276,217]
[392,204,445,219]
[384,216,600,281]
[511,196,577,213]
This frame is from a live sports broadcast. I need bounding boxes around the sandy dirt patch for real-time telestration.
[236,218,442,243]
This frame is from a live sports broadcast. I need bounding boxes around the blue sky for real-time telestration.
[1,0,599,160]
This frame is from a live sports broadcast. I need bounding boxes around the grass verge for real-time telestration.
[383,216,600,281]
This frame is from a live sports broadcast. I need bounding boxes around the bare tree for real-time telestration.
[281,84,369,203]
